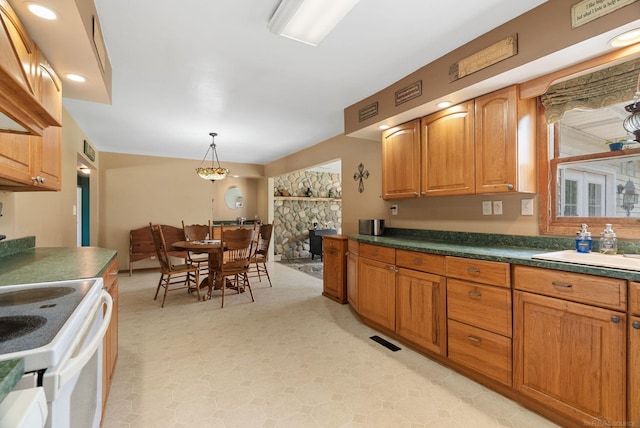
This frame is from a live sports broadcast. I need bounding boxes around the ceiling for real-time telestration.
[7,0,638,166]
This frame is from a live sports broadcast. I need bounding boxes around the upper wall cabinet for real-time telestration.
[382,120,421,199]
[381,85,536,200]
[422,100,475,196]
[0,1,62,191]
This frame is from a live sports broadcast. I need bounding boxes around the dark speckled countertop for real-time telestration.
[350,228,640,282]
[0,237,117,405]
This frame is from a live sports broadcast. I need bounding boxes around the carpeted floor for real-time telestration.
[276,257,324,280]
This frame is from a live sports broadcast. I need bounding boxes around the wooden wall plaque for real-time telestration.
[449,35,518,82]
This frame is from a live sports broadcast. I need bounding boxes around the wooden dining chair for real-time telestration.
[248,223,273,287]
[181,220,212,278]
[216,226,255,308]
[149,222,200,307]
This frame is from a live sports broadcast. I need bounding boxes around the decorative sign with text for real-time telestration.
[571,0,637,28]
[83,140,96,162]
[358,102,379,122]
[395,81,422,106]
[449,35,518,82]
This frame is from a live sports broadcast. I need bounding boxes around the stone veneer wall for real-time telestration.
[273,171,342,260]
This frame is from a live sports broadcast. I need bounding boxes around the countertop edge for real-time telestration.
[0,359,24,405]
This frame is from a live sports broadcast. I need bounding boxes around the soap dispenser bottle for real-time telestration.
[599,224,617,255]
[576,223,592,253]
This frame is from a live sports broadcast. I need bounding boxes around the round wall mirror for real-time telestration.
[224,186,243,209]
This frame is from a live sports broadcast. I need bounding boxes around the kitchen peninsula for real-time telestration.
[345,228,640,427]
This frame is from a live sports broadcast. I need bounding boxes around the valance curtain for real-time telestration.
[541,58,640,124]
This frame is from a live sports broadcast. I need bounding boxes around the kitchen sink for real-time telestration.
[531,250,640,271]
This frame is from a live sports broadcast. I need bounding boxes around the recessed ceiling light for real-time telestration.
[609,28,640,47]
[379,124,390,130]
[78,167,90,175]
[437,101,452,108]
[27,4,57,20]
[66,74,86,82]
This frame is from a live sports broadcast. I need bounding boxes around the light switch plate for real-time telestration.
[521,199,534,216]
[493,200,503,215]
[482,201,492,215]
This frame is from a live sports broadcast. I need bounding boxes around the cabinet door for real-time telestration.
[475,86,536,193]
[347,251,358,309]
[322,237,346,303]
[382,119,421,199]
[421,101,475,196]
[0,133,34,186]
[358,257,396,331]
[101,259,119,413]
[396,268,446,355]
[630,315,640,426]
[514,291,626,425]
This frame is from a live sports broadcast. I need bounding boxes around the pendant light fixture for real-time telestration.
[196,132,229,181]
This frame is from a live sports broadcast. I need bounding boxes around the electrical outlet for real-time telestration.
[521,199,534,216]
[391,205,398,215]
[493,200,503,215]
[482,201,492,215]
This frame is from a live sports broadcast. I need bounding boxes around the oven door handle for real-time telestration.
[56,290,112,392]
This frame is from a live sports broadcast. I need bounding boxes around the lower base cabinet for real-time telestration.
[630,315,640,425]
[102,258,119,416]
[322,236,347,303]
[358,256,395,331]
[347,241,358,309]
[395,268,446,355]
[514,290,626,426]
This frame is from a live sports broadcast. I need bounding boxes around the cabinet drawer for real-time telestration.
[102,258,119,291]
[324,236,346,252]
[513,266,626,311]
[447,319,512,386]
[447,279,512,337]
[396,249,445,275]
[359,243,395,264]
[446,256,510,288]
[631,282,640,316]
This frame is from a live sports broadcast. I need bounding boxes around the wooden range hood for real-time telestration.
[0,0,61,136]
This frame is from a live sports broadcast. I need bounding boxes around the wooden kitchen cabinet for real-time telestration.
[102,257,119,414]
[396,267,446,355]
[421,100,475,196]
[358,244,396,331]
[347,239,358,310]
[446,256,513,386]
[474,85,536,193]
[513,266,626,426]
[629,282,640,426]
[322,235,347,303]
[382,119,421,199]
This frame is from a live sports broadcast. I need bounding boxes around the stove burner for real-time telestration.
[0,315,47,341]
[0,286,75,306]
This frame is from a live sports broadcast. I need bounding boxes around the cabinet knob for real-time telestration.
[413,192,419,197]
[611,315,620,323]
[506,184,514,190]
[633,321,640,329]
[420,191,426,195]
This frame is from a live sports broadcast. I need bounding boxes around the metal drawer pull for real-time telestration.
[551,281,573,288]
[413,258,422,265]
[467,336,481,343]
[467,291,481,298]
[633,321,640,329]
[611,316,620,323]
[467,268,480,274]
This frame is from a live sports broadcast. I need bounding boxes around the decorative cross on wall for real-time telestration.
[353,163,369,193]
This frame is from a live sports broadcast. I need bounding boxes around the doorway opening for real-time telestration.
[77,169,90,247]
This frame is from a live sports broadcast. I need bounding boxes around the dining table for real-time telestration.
[172,240,224,298]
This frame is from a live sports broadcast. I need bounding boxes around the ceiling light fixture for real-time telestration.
[27,3,57,20]
[268,0,360,46]
[78,167,90,175]
[66,74,86,82]
[379,124,390,130]
[196,132,229,181]
[437,101,452,108]
[609,28,640,47]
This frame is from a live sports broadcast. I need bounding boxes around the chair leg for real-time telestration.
[161,274,171,308]
[244,273,254,302]
[154,273,165,300]
[262,263,272,287]
[220,275,225,308]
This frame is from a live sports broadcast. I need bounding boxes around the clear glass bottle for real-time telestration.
[599,224,617,255]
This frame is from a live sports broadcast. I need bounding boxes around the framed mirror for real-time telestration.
[224,186,243,209]
[538,54,640,239]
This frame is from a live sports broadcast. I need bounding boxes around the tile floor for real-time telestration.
[102,262,558,428]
